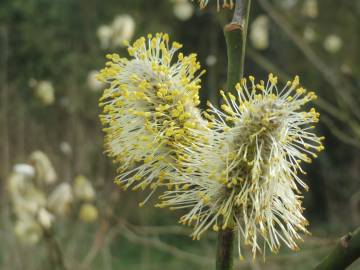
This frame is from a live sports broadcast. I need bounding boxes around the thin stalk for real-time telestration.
[43,228,67,270]
[216,228,235,270]
[208,9,220,105]
[314,226,360,270]
[224,24,243,94]
[0,26,10,182]
[240,0,251,78]
[224,0,252,94]
[216,1,252,270]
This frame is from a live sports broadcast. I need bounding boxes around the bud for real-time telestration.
[14,217,42,245]
[250,15,269,50]
[111,15,136,47]
[97,25,114,49]
[29,151,57,186]
[73,175,96,202]
[34,81,55,106]
[47,183,74,217]
[79,203,98,223]
[59,141,72,156]
[173,0,194,21]
[8,172,47,217]
[302,0,318,18]
[303,27,317,42]
[13,164,35,179]
[87,70,105,92]
[205,55,217,66]
[323,34,343,54]
[37,208,55,229]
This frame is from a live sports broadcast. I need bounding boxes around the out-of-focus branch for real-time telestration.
[247,48,290,80]
[350,191,360,225]
[131,224,195,236]
[321,116,360,149]
[113,222,212,266]
[80,219,109,270]
[0,25,10,183]
[43,228,67,270]
[314,226,360,270]
[82,213,213,268]
[257,0,360,120]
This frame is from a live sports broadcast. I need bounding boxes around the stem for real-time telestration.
[0,25,10,182]
[224,24,243,94]
[208,10,219,105]
[43,228,67,270]
[216,1,252,269]
[240,0,251,77]
[314,226,360,270]
[224,0,252,93]
[216,228,235,270]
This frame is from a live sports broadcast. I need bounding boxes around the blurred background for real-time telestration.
[0,0,360,269]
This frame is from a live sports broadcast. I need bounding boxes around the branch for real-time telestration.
[216,228,235,270]
[43,228,67,270]
[80,219,109,269]
[224,0,252,93]
[224,24,243,94]
[0,25,10,181]
[117,222,212,266]
[320,115,360,149]
[131,224,195,236]
[218,0,252,269]
[314,226,360,270]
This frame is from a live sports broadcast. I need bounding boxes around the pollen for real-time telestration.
[98,33,206,206]
[159,74,324,259]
